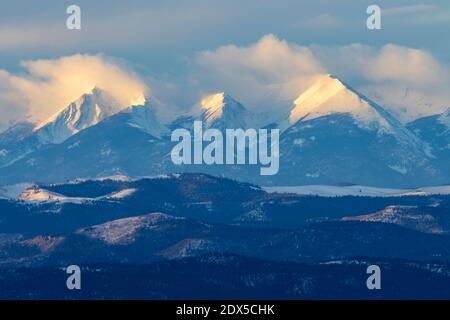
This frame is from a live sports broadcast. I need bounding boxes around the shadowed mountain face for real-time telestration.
[0,76,448,187]
[273,114,438,188]
[407,109,450,178]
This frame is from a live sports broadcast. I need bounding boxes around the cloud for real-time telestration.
[365,44,448,84]
[2,35,449,129]
[195,35,450,121]
[312,43,450,121]
[293,13,342,29]
[195,34,325,110]
[380,4,450,27]
[313,43,450,85]
[382,5,436,16]
[0,54,149,127]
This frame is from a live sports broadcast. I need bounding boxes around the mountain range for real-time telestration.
[0,74,448,187]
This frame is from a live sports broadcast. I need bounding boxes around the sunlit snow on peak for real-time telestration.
[289,74,392,130]
[129,94,147,106]
[201,92,225,111]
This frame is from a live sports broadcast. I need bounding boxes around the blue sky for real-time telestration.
[1,0,450,128]
[1,0,449,68]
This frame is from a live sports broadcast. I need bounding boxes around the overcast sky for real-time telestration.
[1,0,450,128]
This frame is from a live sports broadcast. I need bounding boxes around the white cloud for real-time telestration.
[365,44,448,84]
[1,35,449,129]
[313,43,450,121]
[294,13,341,29]
[382,5,436,16]
[0,54,149,127]
[196,35,450,121]
[195,34,325,110]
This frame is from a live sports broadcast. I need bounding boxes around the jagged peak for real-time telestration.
[32,88,121,144]
[200,92,244,112]
[197,92,248,128]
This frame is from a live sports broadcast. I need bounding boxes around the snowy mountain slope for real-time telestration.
[12,184,137,203]
[77,213,183,245]
[286,75,429,153]
[288,75,392,130]
[407,108,450,151]
[175,92,256,130]
[264,185,409,197]
[263,185,450,197]
[407,108,450,154]
[0,124,42,168]
[440,108,450,128]
[407,108,450,178]
[0,122,34,148]
[121,102,168,139]
[156,238,217,260]
[342,205,445,234]
[275,114,439,187]
[17,187,89,203]
[172,92,279,132]
[364,87,448,124]
[197,92,251,129]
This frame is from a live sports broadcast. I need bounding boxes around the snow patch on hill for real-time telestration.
[77,213,183,245]
[342,205,444,234]
[157,238,215,259]
[105,188,137,199]
[17,187,90,204]
[264,185,450,197]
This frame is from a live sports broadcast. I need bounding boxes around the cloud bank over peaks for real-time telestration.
[1,35,450,130]
[195,34,326,112]
[195,35,450,122]
[0,54,149,129]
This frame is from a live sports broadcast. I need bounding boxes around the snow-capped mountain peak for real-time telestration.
[199,92,249,128]
[33,87,121,144]
[289,75,392,130]
[129,93,147,107]
[286,74,432,154]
